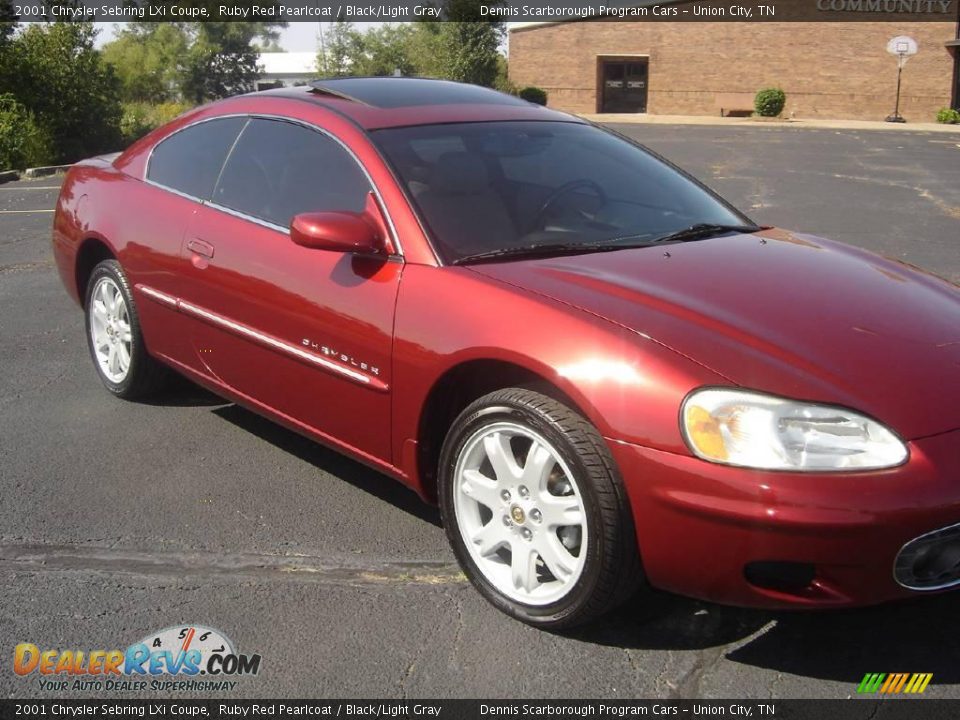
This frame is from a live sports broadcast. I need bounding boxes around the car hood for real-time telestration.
[470,229,960,440]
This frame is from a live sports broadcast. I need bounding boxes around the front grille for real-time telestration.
[894,523,960,590]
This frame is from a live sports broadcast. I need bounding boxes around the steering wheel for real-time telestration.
[530,179,607,232]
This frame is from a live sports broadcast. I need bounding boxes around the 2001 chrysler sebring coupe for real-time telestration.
[54,78,960,628]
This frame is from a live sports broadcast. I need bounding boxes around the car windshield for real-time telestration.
[373,121,753,264]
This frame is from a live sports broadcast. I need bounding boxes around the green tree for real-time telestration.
[410,1,506,87]
[0,93,52,169]
[0,0,16,44]
[102,23,188,103]
[352,24,418,77]
[318,21,360,76]
[430,22,503,86]
[2,23,121,163]
[180,22,283,103]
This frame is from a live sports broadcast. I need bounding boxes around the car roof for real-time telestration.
[256,77,582,130]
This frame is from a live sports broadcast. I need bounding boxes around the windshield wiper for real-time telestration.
[450,223,760,265]
[646,223,760,245]
[451,241,644,265]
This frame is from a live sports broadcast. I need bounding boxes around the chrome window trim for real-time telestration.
[142,179,205,205]
[143,112,403,257]
[135,283,389,392]
[207,199,290,235]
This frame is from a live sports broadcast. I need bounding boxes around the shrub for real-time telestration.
[936,107,960,124]
[5,23,123,163]
[754,87,786,117]
[518,86,548,106]
[120,101,192,146]
[0,93,52,170]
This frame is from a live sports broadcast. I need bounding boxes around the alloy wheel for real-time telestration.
[89,276,133,384]
[453,421,588,605]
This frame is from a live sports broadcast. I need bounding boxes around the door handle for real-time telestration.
[187,238,215,259]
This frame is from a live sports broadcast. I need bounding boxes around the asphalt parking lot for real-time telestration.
[2,125,959,700]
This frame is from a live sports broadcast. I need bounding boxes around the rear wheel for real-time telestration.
[439,388,643,628]
[85,259,167,399]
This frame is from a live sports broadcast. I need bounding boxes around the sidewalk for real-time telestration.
[580,113,960,134]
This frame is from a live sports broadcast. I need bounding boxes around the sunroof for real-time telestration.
[309,77,530,109]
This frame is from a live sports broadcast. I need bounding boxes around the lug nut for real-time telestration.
[530,509,542,523]
[521,528,533,540]
[500,489,511,502]
[518,486,529,498]
[502,515,511,526]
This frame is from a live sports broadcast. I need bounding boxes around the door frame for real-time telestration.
[596,54,651,114]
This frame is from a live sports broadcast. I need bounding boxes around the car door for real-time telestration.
[132,116,247,365]
[176,116,402,463]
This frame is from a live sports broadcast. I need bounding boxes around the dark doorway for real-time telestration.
[599,59,649,113]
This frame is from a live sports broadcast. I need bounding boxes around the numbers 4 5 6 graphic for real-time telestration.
[13,623,262,689]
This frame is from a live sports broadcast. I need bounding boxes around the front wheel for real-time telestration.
[84,259,167,399]
[438,388,643,628]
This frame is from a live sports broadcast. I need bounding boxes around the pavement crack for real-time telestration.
[0,259,54,274]
[397,625,431,699]
[449,592,465,665]
[0,541,466,588]
[669,646,725,699]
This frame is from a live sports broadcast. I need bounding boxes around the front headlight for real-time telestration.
[681,388,907,471]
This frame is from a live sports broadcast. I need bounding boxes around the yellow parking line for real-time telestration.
[0,209,54,213]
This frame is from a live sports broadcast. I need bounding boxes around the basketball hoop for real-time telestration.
[885,36,918,123]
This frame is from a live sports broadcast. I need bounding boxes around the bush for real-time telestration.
[120,101,192,146]
[754,87,786,117]
[936,107,960,124]
[0,93,52,170]
[519,86,548,106]
[3,23,123,164]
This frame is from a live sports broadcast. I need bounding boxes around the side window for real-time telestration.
[147,117,246,200]
[212,118,372,229]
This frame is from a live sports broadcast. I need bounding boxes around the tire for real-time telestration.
[84,259,167,399]
[438,387,643,629]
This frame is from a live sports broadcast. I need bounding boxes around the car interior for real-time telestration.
[374,122,720,261]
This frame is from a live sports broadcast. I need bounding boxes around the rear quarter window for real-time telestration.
[147,117,247,200]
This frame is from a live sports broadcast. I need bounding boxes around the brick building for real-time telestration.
[508,8,960,121]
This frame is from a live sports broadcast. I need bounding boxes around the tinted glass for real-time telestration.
[147,117,246,200]
[311,78,529,109]
[374,121,748,262]
[213,118,371,228]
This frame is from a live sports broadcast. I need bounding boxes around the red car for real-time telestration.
[53,78,960,628]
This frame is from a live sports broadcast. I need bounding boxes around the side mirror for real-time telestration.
[290,212,382,254]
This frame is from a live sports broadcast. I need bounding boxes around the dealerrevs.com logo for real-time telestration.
[13,625,261,693]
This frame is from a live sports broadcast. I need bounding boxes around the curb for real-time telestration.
[23,164,72,179]
[581,114,960,134]
[0,170,19,184]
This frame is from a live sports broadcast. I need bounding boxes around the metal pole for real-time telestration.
[894,62,903,118]
[886,55,906,123]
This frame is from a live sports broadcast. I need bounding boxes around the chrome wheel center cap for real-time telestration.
[510,505,526,525]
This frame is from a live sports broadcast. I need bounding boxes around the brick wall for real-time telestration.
[508,20,957,121]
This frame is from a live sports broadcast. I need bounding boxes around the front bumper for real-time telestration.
[609,426,960,608]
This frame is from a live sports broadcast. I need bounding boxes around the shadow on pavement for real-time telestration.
[145,386,960,685]
[211,402,443,529]
[140,374,227,407]
[575,589,960,683]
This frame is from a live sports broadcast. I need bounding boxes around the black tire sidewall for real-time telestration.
[83,260,148,398]
[439,398,610,628]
